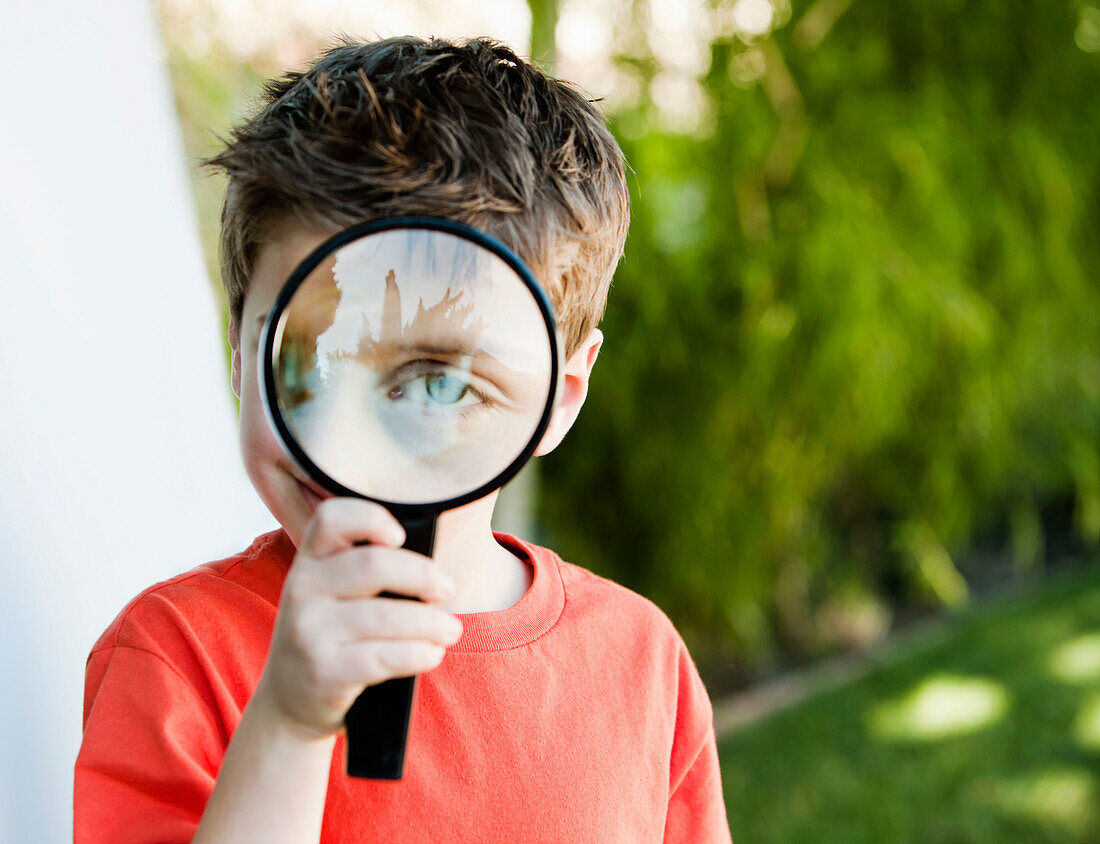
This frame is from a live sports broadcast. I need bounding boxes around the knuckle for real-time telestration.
[340,549,383,596]
[312,499,342,531]
[358,498,394,522]
[354,646,387,683]
[374,601,403,633]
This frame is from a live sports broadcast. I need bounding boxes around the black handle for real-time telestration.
[344,511,438,779]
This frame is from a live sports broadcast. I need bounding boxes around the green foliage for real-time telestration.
[538,0,1100,669]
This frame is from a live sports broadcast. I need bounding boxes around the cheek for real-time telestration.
[239,398,280,471]
[237,356,284,476]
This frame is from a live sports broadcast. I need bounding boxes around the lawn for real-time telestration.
[719,561,1100,843]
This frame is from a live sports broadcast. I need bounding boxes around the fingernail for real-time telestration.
[446,618,463,642]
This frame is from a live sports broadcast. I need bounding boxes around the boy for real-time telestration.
[75,37,730,842]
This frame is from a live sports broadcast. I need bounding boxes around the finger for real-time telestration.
[328,599,463,645]
[337,639,447,685]
[317,547,456,602]
[299,498,405,557]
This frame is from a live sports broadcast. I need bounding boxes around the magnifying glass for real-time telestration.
[259,217,561,779]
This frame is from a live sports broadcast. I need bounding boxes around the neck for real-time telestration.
[430,495,532,614]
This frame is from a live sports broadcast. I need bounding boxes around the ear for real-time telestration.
[534,328,603,456]
[228,315,242,400]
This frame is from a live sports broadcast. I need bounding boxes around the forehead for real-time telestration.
[245,223,339,320]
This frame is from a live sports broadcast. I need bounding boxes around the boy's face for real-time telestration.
[229,221,603,549]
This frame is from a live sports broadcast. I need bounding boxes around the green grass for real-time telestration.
[719,562,1100,843]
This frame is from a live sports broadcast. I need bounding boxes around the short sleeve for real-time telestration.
[663,645,732,843]
[74,643,225,843]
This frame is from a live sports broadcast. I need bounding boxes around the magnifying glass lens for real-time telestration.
[271,226,555,507]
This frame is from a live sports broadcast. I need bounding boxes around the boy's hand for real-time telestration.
[255,498,461,739]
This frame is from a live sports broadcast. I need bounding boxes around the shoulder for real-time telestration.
[557,554,681,638]
[524,539,717,736]
[518,537,692,667]
[88,529,294,660]
[81,531,291,731]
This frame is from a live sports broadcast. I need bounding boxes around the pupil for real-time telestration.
[427,374,466,403]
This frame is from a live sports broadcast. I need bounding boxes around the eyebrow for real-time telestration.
[392,343,472,358]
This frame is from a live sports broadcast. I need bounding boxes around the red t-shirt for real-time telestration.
[75,531,730,842]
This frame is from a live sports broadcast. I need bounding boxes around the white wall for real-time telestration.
[0,3,274,841]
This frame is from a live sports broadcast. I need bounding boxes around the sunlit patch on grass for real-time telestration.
[973,766,1096,837]
[867,674,1008,741]
[1073,692,1100,751]
[1048,632,1100,684]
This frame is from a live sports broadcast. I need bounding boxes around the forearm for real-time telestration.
[193,683,336,844]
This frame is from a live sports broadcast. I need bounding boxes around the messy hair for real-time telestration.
[206,36,630,356]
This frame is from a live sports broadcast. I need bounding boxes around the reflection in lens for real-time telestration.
[271,228,555,506]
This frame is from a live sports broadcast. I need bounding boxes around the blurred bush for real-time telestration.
[538,0,1100,678]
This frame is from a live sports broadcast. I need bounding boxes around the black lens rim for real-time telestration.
[259,216,563,517]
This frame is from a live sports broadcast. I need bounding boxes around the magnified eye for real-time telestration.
[388,368,482,409]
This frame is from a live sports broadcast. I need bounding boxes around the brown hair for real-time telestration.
[207,36,629,355]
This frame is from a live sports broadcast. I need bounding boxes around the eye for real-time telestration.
[387,369,482,409]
